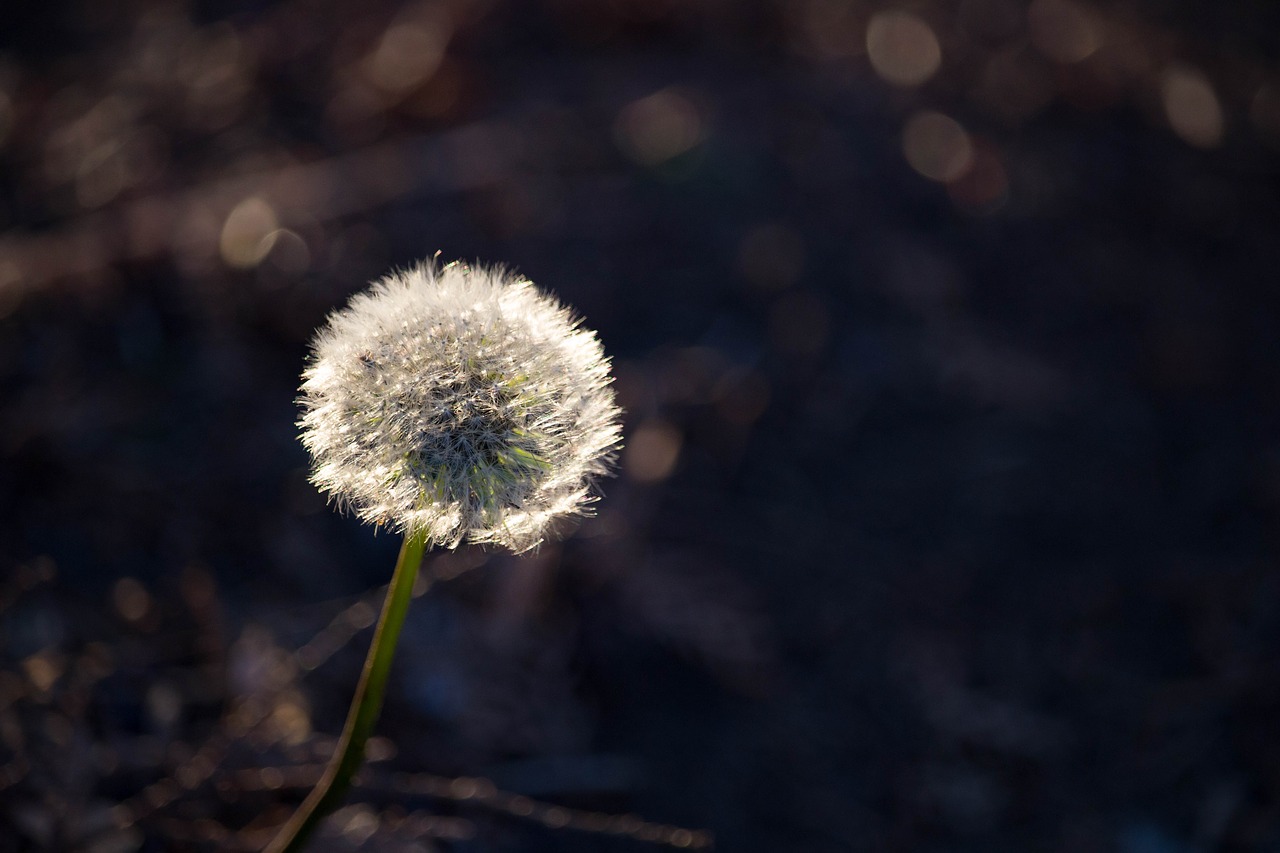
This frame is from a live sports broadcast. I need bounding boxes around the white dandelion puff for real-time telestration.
[299,260,622,552]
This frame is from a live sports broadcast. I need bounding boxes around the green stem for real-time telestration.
[265,532,429,853]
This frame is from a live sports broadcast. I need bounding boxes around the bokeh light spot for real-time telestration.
[366,20,447,95]
[339,806,379,843]
[146,683,182,728]
[615,89,704,166]
[903,111,974,182]
[947,143,1009,213]
[1161,65,1224,148]
[450,777,479,799]
[797,0,866,61]
[113,576,152,622]
[263,228,311,275]
[626,420,682,482]
[75,140,128,208]
[1028,0,1102,64]
[219,196,278,268]
[22,651,63,694]
[866,11,942,87]
[269,697,311,745]
[1251,84,1280,144]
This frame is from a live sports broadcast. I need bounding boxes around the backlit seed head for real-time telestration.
[299,261,621,552]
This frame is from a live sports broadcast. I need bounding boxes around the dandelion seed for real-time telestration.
[299,260,621,552]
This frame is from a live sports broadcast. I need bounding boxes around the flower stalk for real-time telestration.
[265,532,428,853]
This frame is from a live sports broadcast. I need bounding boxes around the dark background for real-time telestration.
[2,0,1279,850]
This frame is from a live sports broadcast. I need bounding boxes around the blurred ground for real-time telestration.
[2,0,1280,851]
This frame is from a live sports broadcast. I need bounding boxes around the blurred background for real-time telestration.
[2,0,1280,850]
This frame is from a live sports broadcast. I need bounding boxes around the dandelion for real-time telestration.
[299,260,621,552]
[268,260,620,853]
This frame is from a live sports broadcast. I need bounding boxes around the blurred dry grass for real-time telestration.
[0,559,716,850]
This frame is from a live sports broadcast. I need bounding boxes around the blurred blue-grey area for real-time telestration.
[1,0,1279,850]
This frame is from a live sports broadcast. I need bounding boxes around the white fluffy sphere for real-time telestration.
[299,261,621,552]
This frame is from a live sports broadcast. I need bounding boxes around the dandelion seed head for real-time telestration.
[299,260,621,552]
